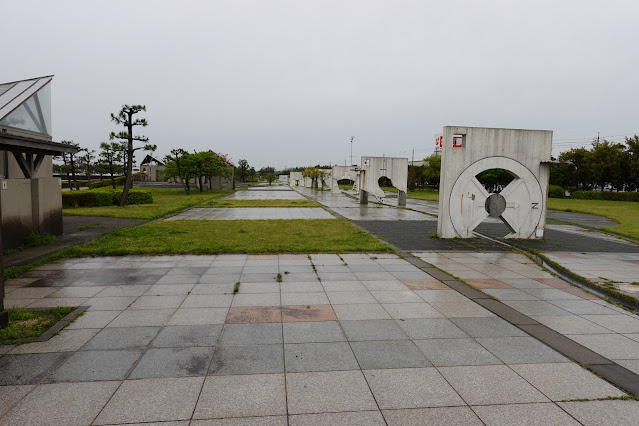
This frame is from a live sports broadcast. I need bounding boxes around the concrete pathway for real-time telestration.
[3,253,638,425]
[168,208,335,220]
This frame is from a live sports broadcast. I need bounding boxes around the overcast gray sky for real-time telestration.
[3,0,638,169]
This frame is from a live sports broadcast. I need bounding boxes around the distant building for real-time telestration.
[0,76,78,249]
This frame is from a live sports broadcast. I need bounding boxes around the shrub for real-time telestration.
[89,176,126,189]
[571,191,639,202]
[548,185,565,199]
[63,189,153,208]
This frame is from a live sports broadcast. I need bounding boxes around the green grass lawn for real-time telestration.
[69,219,390,255]
[407,189,440,202]
[63,188,233,220]
[547,198,639,239]
[202,199,320,208]
[0,307,75,345]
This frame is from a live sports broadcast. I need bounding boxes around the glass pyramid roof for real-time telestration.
[0,76,53,137]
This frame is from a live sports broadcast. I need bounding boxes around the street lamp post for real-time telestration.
[350,137,354,166]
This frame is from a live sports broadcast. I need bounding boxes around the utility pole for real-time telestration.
[350,137,354,166]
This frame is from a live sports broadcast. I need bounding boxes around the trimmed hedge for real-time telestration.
[61,176,127,189]
[63,189,153,208]
[571,191,639,202]
[548,185,565,199]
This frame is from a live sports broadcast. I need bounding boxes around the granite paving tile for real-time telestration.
[341,320,408,341]
[511,363,627,401]
[383,407,483,426]
[237,282,281,293]
[476,337,568,364]
[47,349,142,382]
[350,340,431,369]
[231,293,280,307]
[193,374,286,419]
[364,367,464,409]
[280,281,323,293]
[82,327,160,351]
[398,318,468,339]
[94,377,204,424]
[286,370,377,414]
[558,400,639,426]
[221,323,283,345]
[332,303,391,320]
[415,338,502,366]
[144,284,195,296]
[210,344,284,375]
[566,334,639,359]
[9,329,99,354]
[580,314,639,333]
[281,292,330,305]
[181,294,233,308]
[192,416,286,425]
[129,346,213,378]
[66,310,120,329]
[1,381,120,425]
[382,302,444,319]
[85,296,137,311]
[326,291,377,305]
[320,281,367,292]
[440,365,549,405]
[529,315,615,335]
[284,342,359,372]
[226,306,282,324]
[281,305,337,322]
[0,353,71,385]
[289,411,385,425]
[107,308,176,327]
[152,325,223,347]
[429,301,495,318]
[472,403,580,426]
[371,290,422,303]
[0,385,34,417]
[168,308,229,325]
[451,317,528,337]
[502,300,572,316]
[96,285,150,297]
[402,280,449,290]
[283,321,346,343]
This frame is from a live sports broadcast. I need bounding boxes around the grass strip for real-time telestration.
[68,219,391,255]
[201,199,320,208]
[0,307,75,345]
[63,188,233,220]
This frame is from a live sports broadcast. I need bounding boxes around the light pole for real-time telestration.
[350,137,354,166]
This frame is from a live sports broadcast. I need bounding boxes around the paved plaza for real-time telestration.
[3,253,639,424]
[2,185,639,424]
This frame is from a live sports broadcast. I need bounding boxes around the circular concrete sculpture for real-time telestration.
[437,126,552,239]
[449,157,544,238]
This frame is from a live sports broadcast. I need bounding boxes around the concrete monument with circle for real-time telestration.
[437,126,552,239]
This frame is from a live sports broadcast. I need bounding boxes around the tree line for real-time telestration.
[164,150,233,195]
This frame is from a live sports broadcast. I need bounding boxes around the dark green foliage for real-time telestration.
[63,189,153,207]
[571,191,639,202]
[89,176,127,189]
[548,185,565,199]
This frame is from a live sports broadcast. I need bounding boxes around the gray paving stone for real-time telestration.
[94,377,204,424]
[107,308,176,327]
[82,327,160,351]
[382,303,444,319]
[281,292,329,305]
[361,280,410,291]
[547,300,621,315]
[440,365,549,405]
[280,281,324,293]
[364,367,465,409]
[414,289,469,302]
[152,325,223,347]
[558,400,639,426]
[66,310,120,329]
[502,300,572,316]
[199,274,241,284]
[511,363,627,401]
[86,296,137,311]
[567,334,639,359]
[399,318,468,339]
[130,346,213,378]
[321,281,367,292]
[284,342,359,372]
[221,323,283,345]
[145,284,195,296]
[193,374,286,419]
[283,321,346,343]
[371,290,422,303]
[476,336,568,364]
[326,291,377,304]
[156,274,200,285]
[451,317,528,337]
[192,417,286,425]
[580,314,639,333]
[0,353,70,385]
[48,350,142,382]
[231,293,280,307]
[238,282,281,293]
[286,370,377,414]
[240,273,278,283]
[616,359,639,375]
[168,308,228,325]
[429,301,495,318]
[289,411,385,426]
[341,320,408,341]
[383,407,483,426]
[181,294,233,308]
[0,385,33,417]
[355,271,397,281]
[472,403,580,426]
[415,338,502,366]
[530,315,615,335]
[1,381,120,425]
[318,272,359,281]
[191,283,236,294]
[332,303,391,320]
[130,295,186,310]
[484,289,540,300]
[499,278,551,288]
[210,344,284,375]
[8,329,99,354]
[350,340,431,369]
[281,273,320,282]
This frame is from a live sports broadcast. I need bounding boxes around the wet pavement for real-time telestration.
[168,207,335,220]
[3,253,638,424]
